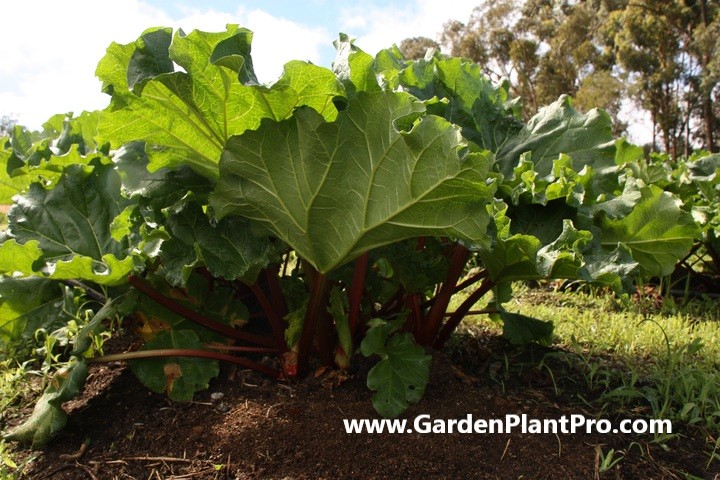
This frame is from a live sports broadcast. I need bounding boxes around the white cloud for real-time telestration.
[339,0,479,55]
[0,0,173,129]
[241,9,330,82]
[171,7,330,81]
[620,99,654,146]
[0,1,331,130]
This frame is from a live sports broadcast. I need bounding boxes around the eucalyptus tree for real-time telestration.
[437,0,626,131]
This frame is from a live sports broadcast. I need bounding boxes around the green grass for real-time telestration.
[454,284,720,466]
[457,284,720,369]
[0,441,18,480]
[0,361,39,479]
[510,289,720,362]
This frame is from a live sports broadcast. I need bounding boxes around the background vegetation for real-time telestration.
[401,0,720,157]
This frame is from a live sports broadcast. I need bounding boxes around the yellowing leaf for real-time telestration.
[163,363,183,394]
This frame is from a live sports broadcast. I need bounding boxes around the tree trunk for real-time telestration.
[702,95,716,152]
[700,0,717,152]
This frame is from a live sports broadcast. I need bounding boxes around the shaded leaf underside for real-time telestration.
[212,90,497,273]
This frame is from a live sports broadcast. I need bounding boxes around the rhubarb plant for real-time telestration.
[0,26,701,447]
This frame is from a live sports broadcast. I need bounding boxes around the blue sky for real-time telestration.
[0,0,480,130]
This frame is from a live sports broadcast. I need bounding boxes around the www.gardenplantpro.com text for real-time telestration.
[343,414,672,435]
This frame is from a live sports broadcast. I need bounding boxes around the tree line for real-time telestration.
[401,0,719,158]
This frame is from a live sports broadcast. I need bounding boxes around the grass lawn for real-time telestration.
[453,284,720,470]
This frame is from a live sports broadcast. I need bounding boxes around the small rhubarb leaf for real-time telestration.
[0,277,72,354]
[500,311,554,346]
[366,333,430,418]
[129,330,219,402]
[362,321,430,417]
[4,360,88,448]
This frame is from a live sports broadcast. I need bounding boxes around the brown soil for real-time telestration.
[6,332,717,480]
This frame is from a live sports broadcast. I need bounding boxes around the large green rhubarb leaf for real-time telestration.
[3,164,136,285]
[0,113,105,203]
[160,199,276,285]
[97,26,344,180]
[0,138,28,203]
[495,96,618,187]
[597,184,698,277]
[374,49,523,153]
[212,91,496,273]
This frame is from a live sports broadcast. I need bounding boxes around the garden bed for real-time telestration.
[10,332,710,479]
